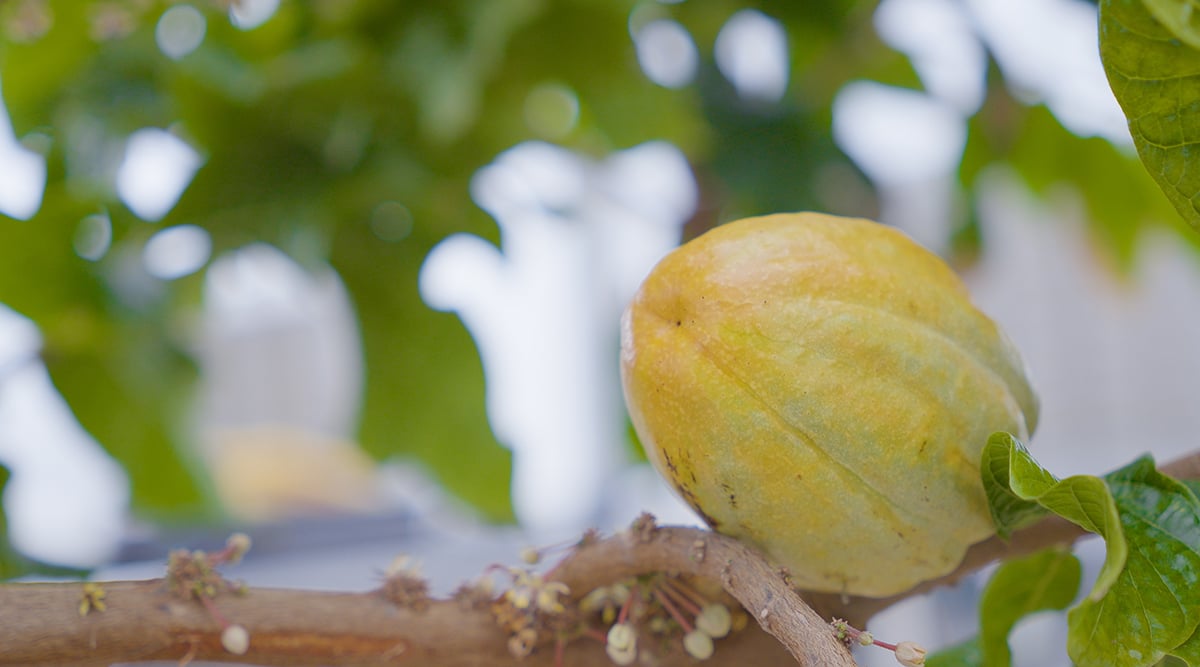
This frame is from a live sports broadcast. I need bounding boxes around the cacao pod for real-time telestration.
[620,212,1038,596]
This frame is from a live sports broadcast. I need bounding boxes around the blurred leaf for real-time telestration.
[698,62,877,220]
[927,637,983,667]
[978,549,1082,666]
[1100,0,1200,234]
[962,94,1183,269]
[0,189,208,519]
[0,464,31,579]
[330,215,515,521]
[927,550,1082,667]
[1141,0,1200,48]
[0,2,99,133]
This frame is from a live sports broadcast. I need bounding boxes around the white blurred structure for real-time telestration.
[421,140,699,540]
[194,244,380,520]
[0,305,128,567]
[198,244,362,438]
[115,127,203,222]
[0,80,45,221]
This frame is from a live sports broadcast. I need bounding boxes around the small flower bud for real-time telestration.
[580,587,609,612]
[683,629,714,660]
[225,533,252,562]
[696,603,731,638]
[385,555,421,577]
[508,627,538,658]
[857,631,874,646]
[731,609,749,632]
[520,547,541,565]
[536,587,565,614]
[610,583,631,604]
[894,640,927,667]
[505,587,532,609]
[221,625,250,655]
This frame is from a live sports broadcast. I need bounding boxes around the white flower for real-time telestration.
[894,640,926,667]
[696,604,731,638]
[221,625,249,655]
[606,623,638,665]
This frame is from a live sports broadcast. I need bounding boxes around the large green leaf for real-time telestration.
[1071,458,1200,667]
[1099,0,1200,233]
[983,433,1200,667]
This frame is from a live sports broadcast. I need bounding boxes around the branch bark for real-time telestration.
[0,521,849,667]
[3,450,1198,667]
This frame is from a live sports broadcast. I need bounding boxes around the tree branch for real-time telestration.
[5,449,1199,667]
[0,520,851,666]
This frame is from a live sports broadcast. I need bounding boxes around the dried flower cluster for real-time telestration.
[164,533,253,656]
[380,555,431,611]
[487,542,746,666]
[165,532,251,600]
[586,574,743,665]
[491,567,575,659]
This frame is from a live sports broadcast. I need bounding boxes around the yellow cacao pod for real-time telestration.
[620,212,1038,597]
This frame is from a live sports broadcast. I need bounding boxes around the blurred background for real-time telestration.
[1,0,1198,663]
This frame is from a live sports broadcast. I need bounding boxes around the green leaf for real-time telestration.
[0,194,209,520]
[1099,0,1200,232]
[927,637,983,667]
[1142,0,1200,48]
[981,433,1050,538]
[1069,458,1200,667]
[928,550,1083,667]
[979,549,1082,666]
[983,434,1200,667]
[960,97,1185,271]
[1170,625,1200,664]
[982,433,1125,597]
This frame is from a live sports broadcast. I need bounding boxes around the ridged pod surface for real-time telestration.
[620,212,1038,597]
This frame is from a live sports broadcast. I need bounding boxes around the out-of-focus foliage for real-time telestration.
[0,465,86,578]
[926,548,1082,667]
[961,91,1182,269]
[1100,0,1200,236]
[0,0,1188,524]
[0,465,30,578]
